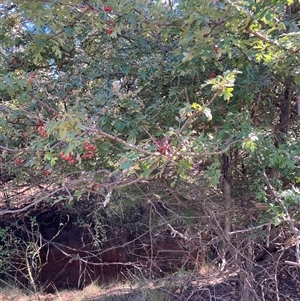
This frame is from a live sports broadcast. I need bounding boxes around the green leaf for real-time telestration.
[120,161,132,170]
[182,52,194,62]
[33,52,43,65]
[141,167,152,178]
[204,161,221,187]
[223,87,234,101]
[242,139,257,153]
[203,107,212,121]
[191,102,202,111]
[59,127,67,140]
[52,45,62,58]
[178,158,192,177]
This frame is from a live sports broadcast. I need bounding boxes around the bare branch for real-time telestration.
[0,187,65,215]
[229,223,272,235]
[262,171,300,265]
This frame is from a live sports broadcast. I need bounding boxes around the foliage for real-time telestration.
[1,0,300,292]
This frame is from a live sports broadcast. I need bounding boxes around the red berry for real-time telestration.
[14,158,23,165]
[87,144,94,151]
[107,28,113,35]
[104,6,112,12]
[61,153,68,160]
[38,125,47,137]
[209,72,216,79]
[44,169,51,176]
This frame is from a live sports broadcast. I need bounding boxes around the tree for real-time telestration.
[1,0,300,298]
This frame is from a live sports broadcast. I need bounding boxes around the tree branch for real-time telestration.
[84,126,161,157]
[262,171,300,265]
[178,88,223,135]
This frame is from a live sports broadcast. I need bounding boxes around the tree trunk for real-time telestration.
[220,153,232,271]
[279,80,292,134]
[222,153,232,241]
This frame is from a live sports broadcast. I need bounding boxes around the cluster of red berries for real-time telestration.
[60,152,75,164]
[103,6,114,35]
[155,137,173,159]
[104,6,112,12]
[28,72,35,84]
[107,19,115,35]
[82,141,96,159]
[37,120,47,137]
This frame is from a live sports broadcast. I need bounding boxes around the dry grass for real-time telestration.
[0,268,242,301]
[0,282,134,301]
[53,283,120,301]
[0,286,31,301]
[0,276,176,301]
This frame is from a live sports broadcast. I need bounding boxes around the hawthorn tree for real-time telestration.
[1,0,300,296]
